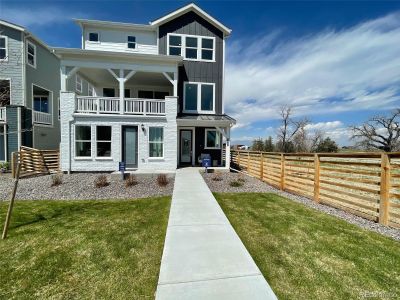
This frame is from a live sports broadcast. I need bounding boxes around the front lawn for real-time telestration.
[215,193,400,300]
[0,197,171,299]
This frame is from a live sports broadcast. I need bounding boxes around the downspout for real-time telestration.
[68,119,72,174]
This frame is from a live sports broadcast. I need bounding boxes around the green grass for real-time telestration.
[0,197,171,299]
[215,193,400,300]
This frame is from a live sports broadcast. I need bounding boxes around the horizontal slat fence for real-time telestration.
[11,146,60,178]
[231,150,400,228]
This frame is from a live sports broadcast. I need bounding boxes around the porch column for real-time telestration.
[119,69,124,114]
[225,126,231,169]
[173,71,178,97]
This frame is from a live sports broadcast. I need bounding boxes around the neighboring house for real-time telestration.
[56,3,235,172]
[0,20,61,163]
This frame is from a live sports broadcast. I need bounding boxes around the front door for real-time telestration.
[180,130,192,165]
[122,126,138,168]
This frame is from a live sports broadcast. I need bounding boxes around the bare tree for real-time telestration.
[350,109,400,152]
[276,106,309,152]
[310,130,325,152]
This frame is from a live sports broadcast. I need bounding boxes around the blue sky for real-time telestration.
[1,0,400,146]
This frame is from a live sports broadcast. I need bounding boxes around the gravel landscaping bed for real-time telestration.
[202,170,400,241]
[0,173,174,201]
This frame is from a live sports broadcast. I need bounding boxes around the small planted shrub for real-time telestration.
[0,162,9,173]
[157,174,169,187]
[211,171,223,181]
[237,175,246,183]
[94,175,109,188]
[229,180,244,187]
[51,173,63,187]
[125,174,138,187]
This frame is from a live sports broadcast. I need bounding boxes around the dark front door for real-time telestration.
[180,130,192,165]
[122,126,138,168]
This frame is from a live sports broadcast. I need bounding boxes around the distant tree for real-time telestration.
[315,137,339,153]
[251,138,264,151]
[264,136,275,152]
[310,130,325,152]
[350,109,400,152]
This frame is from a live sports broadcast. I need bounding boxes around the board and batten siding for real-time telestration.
[158,11,224,115]
[0,25,24,106]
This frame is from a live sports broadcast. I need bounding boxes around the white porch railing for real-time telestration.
[33,111,52,125]
[0,107,6,122]
[76,96,166,116]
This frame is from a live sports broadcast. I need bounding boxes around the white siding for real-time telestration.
[84,26,158,55]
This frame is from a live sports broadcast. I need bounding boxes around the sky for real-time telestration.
[1,0,400,146]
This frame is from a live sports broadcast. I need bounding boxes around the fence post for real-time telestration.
[247,151,250,172]
[314,153,321,203]
[280,153,285,190]
[259,152,264,181]
[379,153,390,225]
[237,151,241,168]
[11,152,17,178]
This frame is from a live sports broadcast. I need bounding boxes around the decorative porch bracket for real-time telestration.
[61,66,80,91]
[162,72,178,97]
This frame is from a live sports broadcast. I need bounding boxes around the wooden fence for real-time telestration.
[11,146,60,178]
[231,150,400,228]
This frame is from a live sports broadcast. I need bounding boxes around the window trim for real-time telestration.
[183,81,215,114]
[88,32,100,43]
[127,35,136,50]
[95,125,112,159]
[204,129,221,150]
[148,126,164,159]
[26,41,36,68]
[167,33,216,62]
[75,125,92,159]
[76,75,83,93]
[0,36,8,62]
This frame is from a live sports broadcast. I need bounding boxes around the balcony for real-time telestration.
[33,111,52,125]
[0,107,5,122]
[76,96,166,116]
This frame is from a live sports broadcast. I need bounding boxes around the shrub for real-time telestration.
[94,175,109,188]
[237,175,246,183]
[157,174,169,187]
[125,174,138,187]
[211,171,223,181]
[0,162,9,170]
[229,180,244,187]
[51,173,63,187]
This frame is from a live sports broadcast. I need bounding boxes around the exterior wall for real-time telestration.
[158,11,224,115]
[66,73,95,96]
[83,26,158,54]
[5,106,19,160]
[25,37,61,150]
[60,92,178,172]
[0,25,24,106]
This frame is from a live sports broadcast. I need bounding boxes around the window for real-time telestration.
[0,80,10,105]
[154,91,169,99]
[138,90,169,99]
[205,129,221,149]
[127,36,136,49]
[168,34,215,61]
[27,41,36,67]
[88,32,99,42]
[0,36,7,61]
[184,82,214,113]
[149,127,164,158]
[96,126,112,157]
[76,75,82,93]
[88,84,95,96]
[103,88,115,97]
[75,126,91,157]
[124,89,131,98]
[34,95,49,113]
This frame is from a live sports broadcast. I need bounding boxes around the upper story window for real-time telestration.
[183,82,215,114]
[168,34,215,62]
[0,36,8,61]
[76,75,83,93]
[127,36,136,49]
[88,32,99,42]
[0,80,10,105]
[26,41,36,68]
[88,84,95,96]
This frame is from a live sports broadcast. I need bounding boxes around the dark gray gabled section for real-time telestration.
[158,11,224,114]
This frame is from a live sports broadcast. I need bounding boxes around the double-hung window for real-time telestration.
[127,36,136,49]
[0,36,8,61]
[27,41,36,67]
[96,126,112,158]
[205,129,221,149]
[33,95,49,113]
[76,75,82,93]
[168,34,215,62]
[184,82,215,113]
[75,125,91,158]
[149,127,164,158]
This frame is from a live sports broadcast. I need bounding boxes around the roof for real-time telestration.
[150,3,232,36]
[74,19,154,31]
[177,114,236,125]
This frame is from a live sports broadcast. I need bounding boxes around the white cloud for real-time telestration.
[225,13,400,125]
[305,121,343,131]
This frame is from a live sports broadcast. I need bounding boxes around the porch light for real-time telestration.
[141,124,146,132]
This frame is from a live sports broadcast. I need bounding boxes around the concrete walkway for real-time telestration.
[156,168,277,300]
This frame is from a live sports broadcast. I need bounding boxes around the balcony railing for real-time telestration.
[0,107,6,122]
[33,111,52,125]
[76,96,166,116]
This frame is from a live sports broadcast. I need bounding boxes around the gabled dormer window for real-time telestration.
[0,36,8,61]
[88,32,99,42]
[26,41,36,68]
[168,34,215,62]
[127,36,136,49]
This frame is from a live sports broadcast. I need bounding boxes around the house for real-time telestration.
[0,20,61,163]
[56,3,235,172]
